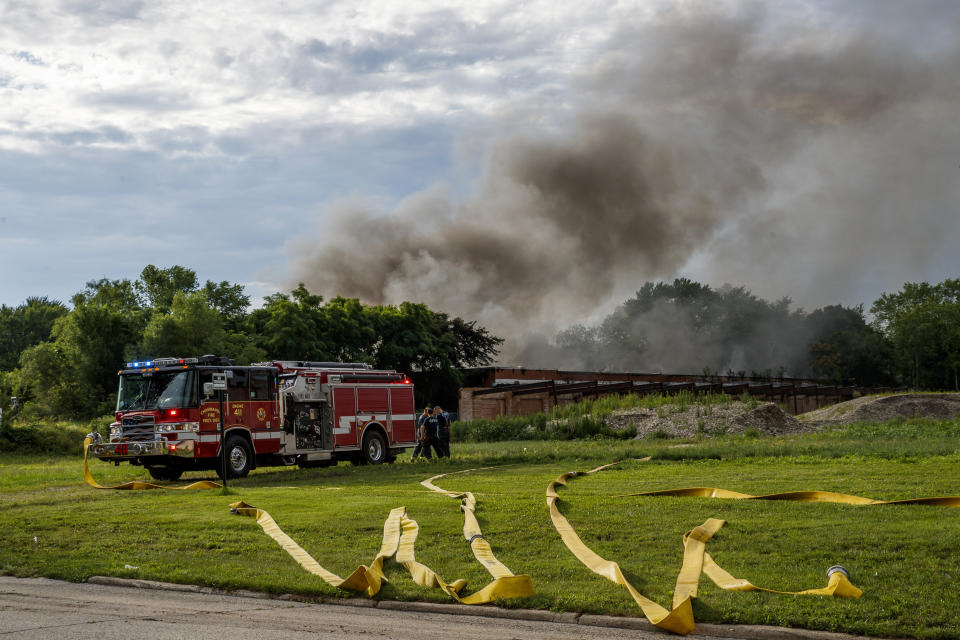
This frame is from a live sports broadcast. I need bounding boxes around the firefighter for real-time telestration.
[434,405,450,458]
[410,407,435,461]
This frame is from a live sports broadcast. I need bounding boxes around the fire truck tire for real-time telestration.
[147,466,183,481]
[221,435,253,478]
[362,430,388,465]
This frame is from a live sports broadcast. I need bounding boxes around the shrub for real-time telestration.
[0,416,112,456]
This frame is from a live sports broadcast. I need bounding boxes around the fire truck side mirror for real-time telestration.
[203,382,214,398]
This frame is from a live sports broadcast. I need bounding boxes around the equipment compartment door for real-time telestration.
[332,386,358,447]
[357,386,389,439]
[389,387,416,444]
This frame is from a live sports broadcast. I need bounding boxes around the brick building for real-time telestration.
[458,367,891,419]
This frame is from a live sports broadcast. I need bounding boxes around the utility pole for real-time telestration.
[212,372,228,487]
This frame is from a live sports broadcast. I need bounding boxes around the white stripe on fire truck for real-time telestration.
[199,433,278,442]
[334,414,416,435]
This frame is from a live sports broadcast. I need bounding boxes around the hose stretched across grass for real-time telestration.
[83,437,533,603]
[231,467,534,604]
[547,461,960,635]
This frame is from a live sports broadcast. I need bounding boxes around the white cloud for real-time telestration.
[0,0,626,157]
[1,0,958,330]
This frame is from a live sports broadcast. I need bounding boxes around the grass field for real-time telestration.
[1,419,959,638]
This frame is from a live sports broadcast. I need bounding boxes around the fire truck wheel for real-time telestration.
[222,435,252,478]
[362,430,387,465]
[147,466,183,481]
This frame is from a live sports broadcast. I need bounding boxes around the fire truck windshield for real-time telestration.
[117,370,197,411]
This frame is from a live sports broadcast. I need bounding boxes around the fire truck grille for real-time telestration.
[121,416,155,441]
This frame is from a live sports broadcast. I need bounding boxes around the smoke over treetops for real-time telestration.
[289,4,960,370]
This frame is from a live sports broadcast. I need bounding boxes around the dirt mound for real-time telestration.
[799,393,960,426]
[606,401,813,439]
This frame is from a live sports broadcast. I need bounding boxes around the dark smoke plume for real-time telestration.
[291,3,960,369]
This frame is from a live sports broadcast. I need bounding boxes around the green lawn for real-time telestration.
[1,420,958,638]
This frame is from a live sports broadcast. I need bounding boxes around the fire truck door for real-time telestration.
[332,386,358,447]
[226,369,250,426]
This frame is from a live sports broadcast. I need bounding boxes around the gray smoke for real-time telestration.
[291,3,960,368]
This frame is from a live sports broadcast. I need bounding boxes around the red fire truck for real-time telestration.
[85,355,418,480]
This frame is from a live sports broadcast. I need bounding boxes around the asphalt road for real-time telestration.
[0,576,739,640]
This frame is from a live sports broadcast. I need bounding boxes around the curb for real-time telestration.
[85,576,869,640]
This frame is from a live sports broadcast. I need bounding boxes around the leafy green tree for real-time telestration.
[246,285,329,360]
[806,305,894,386]
[320,297,378,363]
[74,278,142,311]
[136,265,199,313]
[246,285,502,406]
[371,302,441,372]
[37,299,145,416]
[0,297,69,370]
[203,280,250,329]
[0,368,23,417]
[871,279,960,389]
[14,267,255,418]
[438,314,503,369]
[139,291,265,365]
[140,291,227,358]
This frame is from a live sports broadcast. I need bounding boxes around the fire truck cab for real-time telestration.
[87,355,417,480]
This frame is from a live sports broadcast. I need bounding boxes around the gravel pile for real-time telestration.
[606,401,814,439]
[799,393,960,426]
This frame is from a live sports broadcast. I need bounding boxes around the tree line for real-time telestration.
[0,265,501,420]
[527,277,959,390]
[1,268,958,421]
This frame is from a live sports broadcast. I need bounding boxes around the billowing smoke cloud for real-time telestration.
[291,3,960,369]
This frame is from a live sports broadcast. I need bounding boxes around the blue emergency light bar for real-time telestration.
[125,357,200,368]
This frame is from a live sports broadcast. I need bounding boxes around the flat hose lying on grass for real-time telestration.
[83,435,221,490]
[230,468,534,604]
[83,439,532,602]
[547,462,960,635]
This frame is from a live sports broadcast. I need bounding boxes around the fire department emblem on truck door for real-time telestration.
[257,408,266,421]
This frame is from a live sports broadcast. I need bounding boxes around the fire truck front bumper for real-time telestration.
[89,439,195,459]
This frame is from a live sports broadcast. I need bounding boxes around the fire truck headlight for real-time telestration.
[155,422,199,433]
[110,425,121,439]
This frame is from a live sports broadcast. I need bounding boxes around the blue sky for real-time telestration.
[1,1,958,350]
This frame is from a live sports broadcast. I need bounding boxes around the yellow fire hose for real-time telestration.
[547,463,960,635]
[83,436,221,490]
[85,434,960,626]
[230,468,534,604]
[84,439,533,604]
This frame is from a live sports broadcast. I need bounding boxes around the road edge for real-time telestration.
[86,576,871,640]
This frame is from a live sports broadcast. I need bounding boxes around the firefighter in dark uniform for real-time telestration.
[434,405,450,458]
[411,407,435,461]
